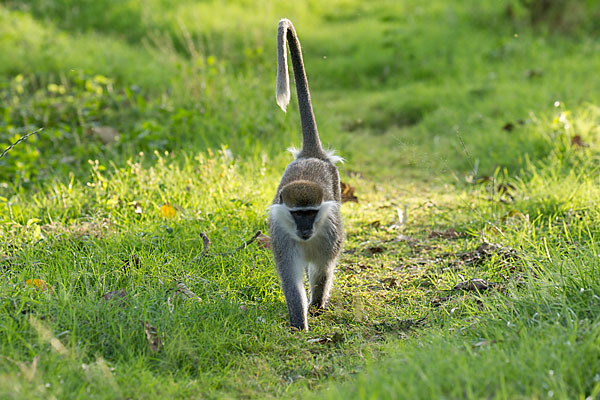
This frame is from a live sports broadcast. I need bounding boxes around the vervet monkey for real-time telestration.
[269,18,344,331]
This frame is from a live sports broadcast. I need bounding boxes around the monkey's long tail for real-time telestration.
[276,18,323,159]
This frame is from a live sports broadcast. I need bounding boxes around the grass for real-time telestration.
[1,0,600,398]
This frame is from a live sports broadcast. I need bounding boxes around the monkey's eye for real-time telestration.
[290,209,318,219]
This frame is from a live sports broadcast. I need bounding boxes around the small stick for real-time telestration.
[232,230,262,251]
[219,230,262,255]
[192,232,210,262]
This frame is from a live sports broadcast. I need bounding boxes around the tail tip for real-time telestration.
[278,18,291,28]
[276,90,290,112]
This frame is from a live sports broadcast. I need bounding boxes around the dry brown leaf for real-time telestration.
[366,246,384,254]
[571,135,587,147]
[340,182,358,203]
[382,277,400,288]
[429,228,461,239]
[502,122,514,132]
[256,233,272,249]
[140,321,162,352]
[100,289,127,305]
[455,242,519,267]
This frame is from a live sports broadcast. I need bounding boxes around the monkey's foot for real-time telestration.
[308,303,328,316]
[289,324,307,333]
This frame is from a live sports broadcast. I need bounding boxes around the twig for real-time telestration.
[192,230,263,262]
[218,230,263,255]
[232,230,262,252]
[192,232,210,262]
[0,128,43,161]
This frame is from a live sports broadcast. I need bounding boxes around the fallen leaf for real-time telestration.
[160,203,176,218]
[25,279,54,294]
[502,122,514,132]
[256,233,272,249]
[366,246,384,254]
[140,321,162,353]
[340,182,358,203]
[453,278,489,291]
[571,135,587,147]
[382,277,400,288]
[91,126,120,144]
[100,289,127,305]
[453,242,519,268]
[430,296,449,307]
[131,201,143,214]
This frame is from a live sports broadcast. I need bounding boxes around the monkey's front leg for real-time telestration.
[308,261,334,310]
[273,241,308,331]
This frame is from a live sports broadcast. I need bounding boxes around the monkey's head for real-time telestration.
[280,180,324,241]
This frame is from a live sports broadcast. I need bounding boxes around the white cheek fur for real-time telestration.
[269,204,298,239]
[270,201,338,241]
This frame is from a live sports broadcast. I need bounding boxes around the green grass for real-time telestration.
[1,0,600,398]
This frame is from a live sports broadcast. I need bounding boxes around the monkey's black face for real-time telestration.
[290,209,319,240]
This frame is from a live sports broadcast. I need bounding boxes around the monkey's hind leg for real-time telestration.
[308,261,335,311]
